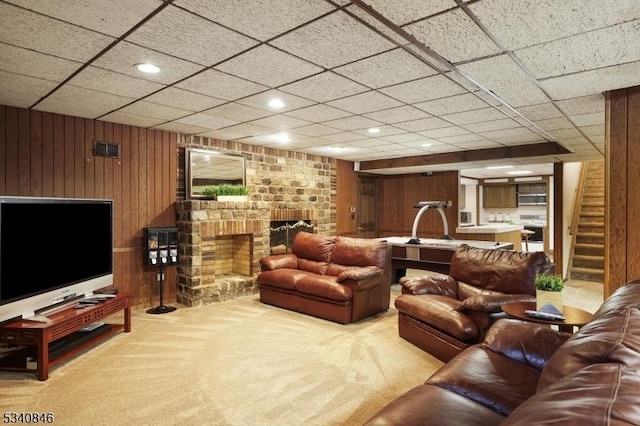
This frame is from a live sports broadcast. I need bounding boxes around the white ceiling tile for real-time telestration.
[356,0,455,26]
[236,90,315,112]
[333,48,437,88]
[555,94,605,115]
[479,127,541,143]
[319,132,364,143]
[379,75,467,104]
[153,122,211,134]
[570,112,604,127]
[0,3,114,62]
[68,66,165,98]
[5,0,163,37]
[540,61,640,100]
[548,128,582,139]
[202,102,273,122]
[284,104,352,122]
[0,44,81,82]
[404,8,502,64]
[120,100,192,121]
[458,54,551,107]
[394,117,451,132]
[145,87,226,112]
[176,69,268,101]
[418,126,471,138]
[289,124,341,137]
[175,0,336,41]
[413,93,491,116]
[215,45,323,87]
[92,42,205,85]
[100,110,165,128]
[176,113,239,130]
[462,118,520,133]
[280,71,369,103]
[324,115,382,131]
[270,11,395,68]
[515,103,564,121]
[0,71,58,108]
[378,133,425,143]
[579,125,605,137]
[363,105,431,124]
[470,0,640,50]
[453,140,503,149]
[516,21,640,79]
[126,5,257,66]
[441,107,508,125]
[438,133,488,144]
[35,85,136,119]
[212,123,274,139]
[352,125,406,138]
[533,117,575,131]
[326,91,404,114]
[249,114,311,131]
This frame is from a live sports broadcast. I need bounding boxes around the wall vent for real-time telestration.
[93,141,119,159]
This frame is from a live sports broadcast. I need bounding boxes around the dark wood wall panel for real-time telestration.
[378,171,459,238]
[336,160,358,236]
[0,106,177,308]
[605,86,640,298]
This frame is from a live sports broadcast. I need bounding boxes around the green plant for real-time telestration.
[201,184,248,197]
[534,273,564,292]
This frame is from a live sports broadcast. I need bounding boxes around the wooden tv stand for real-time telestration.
[0,293,131,381]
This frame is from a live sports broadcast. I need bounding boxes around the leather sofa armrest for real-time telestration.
[338,266,384,291]
[259,253,298,271]
[482,319,572,370]
[399,274,457,297]
[457,293,536,313]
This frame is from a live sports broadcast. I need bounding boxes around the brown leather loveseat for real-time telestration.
[257,232,391,324]
[365,279,640,425]
[396,244,552,361]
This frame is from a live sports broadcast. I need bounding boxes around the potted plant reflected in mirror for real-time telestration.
[534,273,564,311]
[201,184,249,201]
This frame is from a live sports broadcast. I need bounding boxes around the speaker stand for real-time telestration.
[146,265,176,314]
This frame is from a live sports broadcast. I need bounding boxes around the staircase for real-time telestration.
[570,161,605,282]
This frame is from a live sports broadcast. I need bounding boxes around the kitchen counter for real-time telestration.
[455,224,524,234]
[455,224,523,250]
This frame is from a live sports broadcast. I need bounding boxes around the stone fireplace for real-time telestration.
[175,201,317,307]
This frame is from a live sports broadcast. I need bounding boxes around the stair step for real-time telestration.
[576,233,605,244]
[570,267,604,282]
[574,243,604,256]
[572,254,604,269]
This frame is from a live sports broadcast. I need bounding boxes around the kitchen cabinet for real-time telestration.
[517,183,547,194]
[483,184,517,208]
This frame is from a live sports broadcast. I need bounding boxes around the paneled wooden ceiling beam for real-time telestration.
[358,142,572,171]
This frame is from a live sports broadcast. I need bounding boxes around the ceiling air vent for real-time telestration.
[93,140,119,159]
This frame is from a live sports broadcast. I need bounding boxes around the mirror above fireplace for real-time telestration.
[186,148,246,199]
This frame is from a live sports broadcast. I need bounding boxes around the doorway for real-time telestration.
[357,176,379,238]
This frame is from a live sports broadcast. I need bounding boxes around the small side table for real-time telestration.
[502,302,593,333]
[520,229,535,252]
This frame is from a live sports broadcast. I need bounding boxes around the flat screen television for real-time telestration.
[0,197,114,323]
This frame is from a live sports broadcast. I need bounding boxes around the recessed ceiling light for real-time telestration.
[368,127,381,134]
[421,143,432,147]
[268,98,285,109]
[506,170,533,175]
[269,132,290,143]
[486,165,513,170]
[135,63,161,74]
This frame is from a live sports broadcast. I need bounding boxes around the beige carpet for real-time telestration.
[0,291,443,425]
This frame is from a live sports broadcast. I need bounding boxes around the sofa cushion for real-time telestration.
[426,346,541,417]
[591,279,640,320]
[395,294,480,341]
[504,364,640,425]
[364,383,505,426]
[335,266,382,283]
[538,306,640,391]
[294,274,352,301]
[457,292,536,313]
[482,319,571,371]
[331,236,388,269]
[258,269,317,290]
[291,232,335,262]
[449,245,549,295]
[399,273,458,297]
[297,259,329,275]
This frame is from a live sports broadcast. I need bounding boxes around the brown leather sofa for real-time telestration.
[257,232,391,324]
[396,245,552,361]
[365,279,640,425]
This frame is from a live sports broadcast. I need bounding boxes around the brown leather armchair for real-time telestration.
[395,244,552,361]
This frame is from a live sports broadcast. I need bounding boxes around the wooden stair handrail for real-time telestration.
[569,162,588,236]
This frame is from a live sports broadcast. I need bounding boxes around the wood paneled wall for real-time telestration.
[378,171,460,238]
[605,86,640,297]
[335,160,358,236]
[0,106,177,307]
